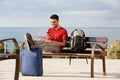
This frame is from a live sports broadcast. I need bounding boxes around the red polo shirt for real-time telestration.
[48,27,68,51]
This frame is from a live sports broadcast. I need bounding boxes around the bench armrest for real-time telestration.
[91,43,105,58]
[0,38,20,54]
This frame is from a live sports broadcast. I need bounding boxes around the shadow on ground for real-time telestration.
[42,72,120,79]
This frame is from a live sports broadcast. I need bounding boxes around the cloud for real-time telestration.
[0,0,11,6]
[98,0,120,9]
[63,10,108,16]
[0,0,120,27]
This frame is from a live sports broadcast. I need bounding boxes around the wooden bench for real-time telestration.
[42,36,108,78]
[0,38,20,80]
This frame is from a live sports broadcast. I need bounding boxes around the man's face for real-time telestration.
[50,19,59,28]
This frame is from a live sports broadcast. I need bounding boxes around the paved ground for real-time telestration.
[0,58,120,80]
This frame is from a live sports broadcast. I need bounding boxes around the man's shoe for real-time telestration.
[24,35,30,50]
[24,33,35,50]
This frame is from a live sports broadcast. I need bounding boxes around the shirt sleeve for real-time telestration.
[48,28,51,33]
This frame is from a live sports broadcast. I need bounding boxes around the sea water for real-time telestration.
[0,27,120,52]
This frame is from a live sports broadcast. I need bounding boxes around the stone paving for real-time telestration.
[0,59,120,80]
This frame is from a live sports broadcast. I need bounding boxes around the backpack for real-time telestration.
[70,29,86,53]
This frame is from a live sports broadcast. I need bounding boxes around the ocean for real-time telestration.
[0,27,120,48]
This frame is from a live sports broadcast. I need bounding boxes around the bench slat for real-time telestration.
[85,37,108,42]
[67,37,108,42]
[86,43,107,49]
[66,37,108,47]
[43,50,107,57]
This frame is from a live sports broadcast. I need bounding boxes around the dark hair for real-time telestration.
[50,14,59,20]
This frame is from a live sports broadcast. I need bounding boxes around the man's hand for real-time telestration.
[45,35,51,42]
[45,35,67,46]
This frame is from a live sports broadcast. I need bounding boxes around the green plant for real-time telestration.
[108,40,120,59]
[0,42,5,53]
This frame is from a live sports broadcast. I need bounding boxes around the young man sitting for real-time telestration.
[45,14,68,52]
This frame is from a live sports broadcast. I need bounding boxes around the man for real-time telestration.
[45,14,68,52]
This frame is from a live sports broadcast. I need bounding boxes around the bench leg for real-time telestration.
[69,56,72,65]
[86,57,88,64]
[102,56,106,76]
[91,57,94,78]
[14,55,20,80]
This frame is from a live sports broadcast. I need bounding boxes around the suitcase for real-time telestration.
[21,48,43,76]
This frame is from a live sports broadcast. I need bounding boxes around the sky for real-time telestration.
[0,0,120,27]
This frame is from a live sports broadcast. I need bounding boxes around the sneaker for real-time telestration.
[24,33,35,50]
[24,35,30,50]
